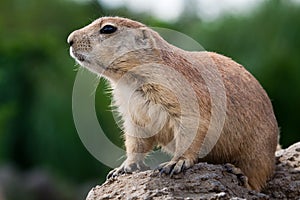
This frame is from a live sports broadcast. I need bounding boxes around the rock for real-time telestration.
[86,142,300,200]
[262,142,300,199]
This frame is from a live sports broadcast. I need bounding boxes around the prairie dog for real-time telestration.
[67,17,278,191]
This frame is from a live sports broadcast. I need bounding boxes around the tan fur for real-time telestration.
[68,17,279,191]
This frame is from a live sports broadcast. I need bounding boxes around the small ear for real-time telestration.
[141,28,149,40]
[134,28,154,47]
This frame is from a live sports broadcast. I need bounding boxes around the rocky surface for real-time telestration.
[86,142,300,200]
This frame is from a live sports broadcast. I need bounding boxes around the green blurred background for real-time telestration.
[0,0,299,199]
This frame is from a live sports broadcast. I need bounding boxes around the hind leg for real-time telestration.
[224,163,251,189]
[234,156,274,191]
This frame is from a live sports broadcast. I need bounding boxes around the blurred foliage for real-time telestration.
[0,0,111,198]
[0,0,299,199]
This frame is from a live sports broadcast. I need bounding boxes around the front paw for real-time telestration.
[157,158,195,177]
[106,161,150,179]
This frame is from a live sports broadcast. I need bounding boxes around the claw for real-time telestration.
[106,170,114,180]
[157,158,194,177]
[106,161,150,180]
[224,163,250,189]
[106,166,125,180]
[157,161,176,176]
[170,160,185,177]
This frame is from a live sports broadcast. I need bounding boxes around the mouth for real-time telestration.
[74,52,86,62]
[70,48,88,63]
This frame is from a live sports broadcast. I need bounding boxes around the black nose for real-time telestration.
[69,40,74,46]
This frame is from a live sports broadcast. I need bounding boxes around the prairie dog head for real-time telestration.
[67,17,165,81]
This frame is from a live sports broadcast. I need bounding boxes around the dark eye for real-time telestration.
[100,25,117,34]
